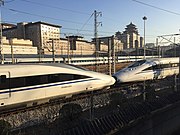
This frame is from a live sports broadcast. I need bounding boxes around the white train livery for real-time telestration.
[113,57,179,83]
[0,63,115,110]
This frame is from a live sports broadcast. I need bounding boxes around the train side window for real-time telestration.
[0,75,9,90]
[5,73,92,89]
[0,75,6,83]
[10,75,46,89]
[128,60,146,68]
[10,77,25,89]
[48,74,59,83]
[25,76,40,86]
[74,74,90,79]
[40,76,48,84]
[60,74,73,81]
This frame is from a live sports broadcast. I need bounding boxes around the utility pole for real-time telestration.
[174,37,176,57]
[179,33,180,91]
[156,38,160,58]
[179,57,180,91]
[9,39,14,64]
[52,39,55,63]
[38,44,42,63]
[112,36,115,74]
[107,36,116,75]
[64,34,70,64]
[175,74,177,92]
[143,16,147,59]
[0,0,4,64]
[108,38,112,76]
[94,10,102,72]
[89,10,102,121]
[67,36,70,64]
[47,38,57,63]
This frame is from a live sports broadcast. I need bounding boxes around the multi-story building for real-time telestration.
[2,21,123,56]
[2,23,16,29]
[115,22,143,50]
[69,36,95,56]
[45,36,96,56]
[2,36,37,55]
[3,21,61,54]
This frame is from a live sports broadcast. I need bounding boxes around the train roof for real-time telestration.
[127,57,179,69]
[0,63,90,78]
[146,57,179,64]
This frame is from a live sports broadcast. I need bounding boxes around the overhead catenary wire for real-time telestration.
[4,0,15,3]
[77,13,94,35]
[7,1,110,36]
[5,0,163,39]
[19,0,91,15]
[4,0,169,41]
[20,0,131,33]
[4,7,104,35]
[2,19,112,38]
[9,0,128,31]
[132,0,180,16]
[7,7,91,25]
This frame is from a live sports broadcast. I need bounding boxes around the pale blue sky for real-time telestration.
[3,0,180,43]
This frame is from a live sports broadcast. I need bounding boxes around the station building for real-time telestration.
[2,21,144,57]
[2,21,114,56]
[115,22,143,49]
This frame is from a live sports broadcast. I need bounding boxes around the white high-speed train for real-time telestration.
[113,57,179,83]
[0,63,115,110]
[4,56,158,65]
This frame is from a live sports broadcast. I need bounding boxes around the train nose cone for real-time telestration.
[112,76,118,83]
[105,76,116,86]
[112,76,122,83]
[112,72,126,83]
[110,77,116,85]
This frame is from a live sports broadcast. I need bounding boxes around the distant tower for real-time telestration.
[115,22,143,50]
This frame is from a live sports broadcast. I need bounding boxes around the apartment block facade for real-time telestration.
[3,21,61,54]
[2,21,123,56]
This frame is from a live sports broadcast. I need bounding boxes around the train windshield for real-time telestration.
[128,60,146,68]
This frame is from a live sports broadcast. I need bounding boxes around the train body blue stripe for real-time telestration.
[0,78,99,94]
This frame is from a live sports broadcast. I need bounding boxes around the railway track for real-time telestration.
[0,76,176,130]
[0,83,129,116]
[0,83,141,128]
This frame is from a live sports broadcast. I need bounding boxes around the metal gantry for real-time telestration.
[157,33,180,90]
[157,33,180,57]
[94,10,102,72]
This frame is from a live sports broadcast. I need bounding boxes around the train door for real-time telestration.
[0,72,11,99]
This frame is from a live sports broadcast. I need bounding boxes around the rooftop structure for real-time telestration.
[115,22,143,50]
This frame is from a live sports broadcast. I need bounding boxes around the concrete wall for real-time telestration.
[3,45,37,54]
[0,37,37,54]
[9,38,33,46]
